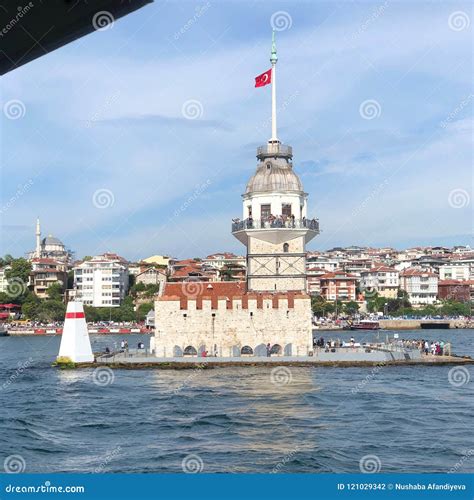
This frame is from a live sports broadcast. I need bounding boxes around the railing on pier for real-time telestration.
[96,348,151,363]
[232,218,319,233]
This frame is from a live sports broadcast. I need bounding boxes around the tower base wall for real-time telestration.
[153,294,313,358]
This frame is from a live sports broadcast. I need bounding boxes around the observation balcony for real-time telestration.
[231,217,319,245]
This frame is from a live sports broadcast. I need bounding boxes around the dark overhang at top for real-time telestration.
[0,0,153,76]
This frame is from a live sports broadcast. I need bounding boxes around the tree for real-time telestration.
[37,300,66,322]
[0,254,14,266]
[22,293,41,319]
[311,296,336,317]
[137,302,154,320]
[46,282,63,301]
[344,301,360,316]
[5,258,32,284]
[130,282,146,297]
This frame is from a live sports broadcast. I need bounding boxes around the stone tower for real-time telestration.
[232,32,319,292]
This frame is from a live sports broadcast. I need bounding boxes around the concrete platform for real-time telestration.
[77,351,474,369]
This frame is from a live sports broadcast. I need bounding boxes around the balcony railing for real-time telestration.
[232,217,319,233]
[256,143,293,159]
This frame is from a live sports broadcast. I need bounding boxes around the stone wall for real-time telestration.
[153,294,313,358]
[248,235,306,291]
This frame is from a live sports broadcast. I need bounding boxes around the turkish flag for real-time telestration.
[255,68,272,88]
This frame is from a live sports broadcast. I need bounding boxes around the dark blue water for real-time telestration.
[0,330,473,473]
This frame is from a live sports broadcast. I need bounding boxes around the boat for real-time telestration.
[348,320,380,331]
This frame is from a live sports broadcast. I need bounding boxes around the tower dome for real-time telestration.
[245,158,303,194]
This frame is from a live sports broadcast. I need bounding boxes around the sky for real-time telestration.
[0,0,472,261]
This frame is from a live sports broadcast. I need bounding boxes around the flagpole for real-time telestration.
[270,30,278,143]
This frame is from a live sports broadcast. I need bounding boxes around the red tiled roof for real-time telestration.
[367,265,398,273]
[320,271,358,279]
[172,266,206,278]
[205,252,240,259]
[438,280,470,286]
[159,281,308,309]
[400,268,437,277]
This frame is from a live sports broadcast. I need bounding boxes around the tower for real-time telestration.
[232,32,319,292]
[35,217,41,258]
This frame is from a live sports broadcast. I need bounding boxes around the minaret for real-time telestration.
[232,32,320,292]
[35,218,41,258]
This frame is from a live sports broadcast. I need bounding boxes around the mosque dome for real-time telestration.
[245,158,303,194]
[42,235,64,247]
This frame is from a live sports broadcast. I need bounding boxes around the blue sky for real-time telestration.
[1,0,472,261]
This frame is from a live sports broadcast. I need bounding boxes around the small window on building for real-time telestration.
[282,204,292,217]
[283,243,289,253]
[261,204,271,219]
[266,162,272,170]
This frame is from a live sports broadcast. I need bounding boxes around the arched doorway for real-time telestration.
[270,344,282,355]
[254,343,267,357]
[284,343,293,356]
[183,345,197,356]
[173,346,183,357]
[241,345,254,356]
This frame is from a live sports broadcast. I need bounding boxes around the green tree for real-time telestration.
[343,301,360,316]
[46,282,63,301]
[137,302,154,320]
[130,282,146,297]
[37,300,66,322]
[5,258,32,284]
[311,296,336,317]
[21,293,41,319]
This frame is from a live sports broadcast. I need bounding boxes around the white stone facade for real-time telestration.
[360,267,399,299]
[154,293,313,358]
[400,269,438,305]
[247,234,306,291]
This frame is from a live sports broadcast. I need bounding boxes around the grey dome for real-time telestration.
[42,235,64,247]
[245,159,303,194]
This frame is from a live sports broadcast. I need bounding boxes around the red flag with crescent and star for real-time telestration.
[255,68,272,88]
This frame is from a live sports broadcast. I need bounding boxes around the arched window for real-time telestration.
[241,345,254,355]
[283,243,289,253]
[270,344,282,355]
[183,346,197,356]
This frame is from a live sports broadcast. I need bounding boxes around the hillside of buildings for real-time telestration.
[1,232,473,323]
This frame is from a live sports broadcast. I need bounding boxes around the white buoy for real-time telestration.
[57,301,94,363]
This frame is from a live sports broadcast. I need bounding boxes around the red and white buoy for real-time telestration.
[57,301,94,362]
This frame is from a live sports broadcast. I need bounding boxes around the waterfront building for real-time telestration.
[360,265,399,299]
[0,266,11,293]
[153,33,318,358]
[30,257,68,299]
[73,253,129,307]
[439,263,470,281]
[319,271,357,302]
[27,218,72,263]
[399,268,438,305]
[306,266,326,296]
[437,280,470,302]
